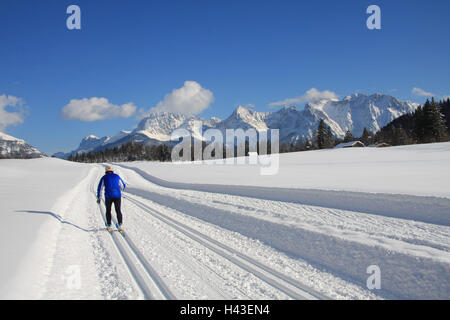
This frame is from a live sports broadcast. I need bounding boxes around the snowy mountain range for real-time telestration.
[54,93,418,158]
[0,132,45,159]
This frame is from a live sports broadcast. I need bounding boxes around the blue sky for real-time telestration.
[1,0,449,154]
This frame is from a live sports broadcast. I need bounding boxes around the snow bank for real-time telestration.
[0,158,92,298]
[119,166,450,226]
[117,142,450,226]
[119,142,450,198]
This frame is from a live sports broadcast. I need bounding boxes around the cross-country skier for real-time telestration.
[97,166,126,232]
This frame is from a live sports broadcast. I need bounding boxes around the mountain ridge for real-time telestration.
[0,132,46,159]
[54,93,418,158]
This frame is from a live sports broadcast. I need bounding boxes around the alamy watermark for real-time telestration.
[366,265,381,290]
[366,5,381,30]
[65,5,382,32]
[170,121,280,175]
[64,265,81,290]
[66,5,81,30]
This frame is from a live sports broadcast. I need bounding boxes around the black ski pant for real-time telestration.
[105,197,123,225]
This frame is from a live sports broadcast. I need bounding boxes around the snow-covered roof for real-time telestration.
[334,141,365,149]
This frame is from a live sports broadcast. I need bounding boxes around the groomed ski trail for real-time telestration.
[43,164,382,299]
[123,193,328,300]
[93,166,307,299]
[95,187,175,300]
[112,165,380,300]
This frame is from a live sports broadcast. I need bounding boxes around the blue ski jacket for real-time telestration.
[97,172,126,199]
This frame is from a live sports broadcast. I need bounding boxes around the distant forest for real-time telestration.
[67,98,450,163]
[68,143,172,163]
[373,98,450,146]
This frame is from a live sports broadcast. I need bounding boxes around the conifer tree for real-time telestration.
[325,126,334,148]
[414,98,447,143]
[315,119,328,149]
[343,129,354,143]
[429,98,447,142]
[360,128,372,145]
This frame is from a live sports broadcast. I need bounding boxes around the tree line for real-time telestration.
[68,142,172,163]
[373,98,449,146]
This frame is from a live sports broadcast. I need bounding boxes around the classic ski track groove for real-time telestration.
[123,192,330,300]
[91,178,175,300]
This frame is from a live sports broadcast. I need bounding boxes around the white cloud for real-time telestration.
[144,81,214,117]
[61,97,136,121]
[269,88,339,107]
[236,103,256,109]
[0,94,26,131]
[412,87,434,97]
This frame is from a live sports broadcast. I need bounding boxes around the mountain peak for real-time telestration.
[78,135,110,152]
[136,112,186,131]
[279,105,298,112]
[0,131,23,142]
[0,132,45,158]
[234,105,252,115]
[209,116,221,122]
[83,134,100,140]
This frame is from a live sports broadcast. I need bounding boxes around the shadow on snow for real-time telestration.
[15,210,103,233]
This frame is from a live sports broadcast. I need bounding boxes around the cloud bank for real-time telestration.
[269,88,339,107]
[412,87,434,97]
[0,94,26,131]
[412,87,450,101]
[61,97,136,121]
[144,81,214,117]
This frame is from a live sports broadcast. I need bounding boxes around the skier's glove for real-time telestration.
[97,198,101,204]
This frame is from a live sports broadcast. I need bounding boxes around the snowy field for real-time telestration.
[0,143,449,299]
[121,142,450,198]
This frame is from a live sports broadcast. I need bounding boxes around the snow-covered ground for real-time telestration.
[1,143,449,299]
[0,158,91,298]
[121,142,450,198]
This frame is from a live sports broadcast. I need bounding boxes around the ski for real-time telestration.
[116,223,125,236]
[105,222,113,233]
